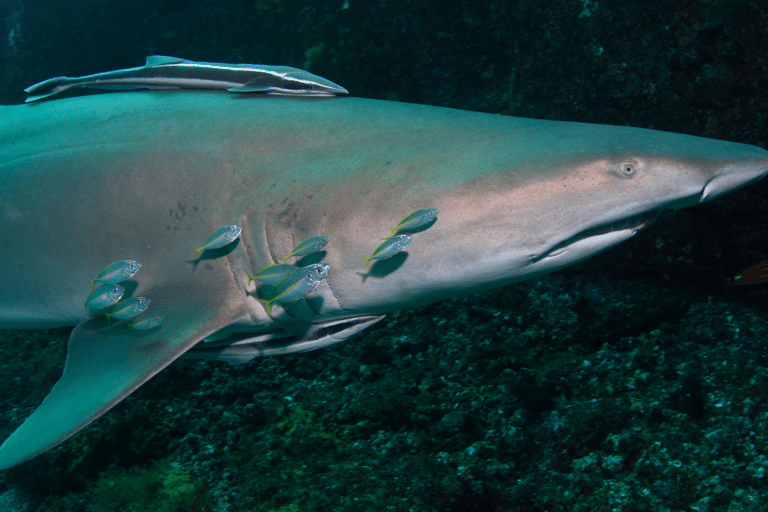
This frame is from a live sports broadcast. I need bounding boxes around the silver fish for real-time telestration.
[126,314,163,331]
[191,225,242,262]
[84,284,124,310]
[24,55,349,102]
[91,260,141,285]
[258,263,331,316]
[282,235,330,262]
[385,208,439,236]
[361,235,412,268]
[104,297,151,324]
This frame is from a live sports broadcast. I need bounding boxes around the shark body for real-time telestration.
[0,92,766,469]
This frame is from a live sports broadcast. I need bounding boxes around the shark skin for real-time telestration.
[0,92,766,469]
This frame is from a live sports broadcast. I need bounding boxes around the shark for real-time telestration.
[0,91,766,470]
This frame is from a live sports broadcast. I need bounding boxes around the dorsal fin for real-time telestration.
[144,55,188,67]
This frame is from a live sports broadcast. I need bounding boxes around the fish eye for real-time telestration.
[618,161,638,178]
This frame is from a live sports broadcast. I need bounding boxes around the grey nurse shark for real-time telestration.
[1,89,767,470]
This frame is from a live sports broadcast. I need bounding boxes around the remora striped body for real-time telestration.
[24,55,348,102]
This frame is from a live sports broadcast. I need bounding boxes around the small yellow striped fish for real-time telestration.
[361,235,412,268]
[91,260,141,286]
[282,236,330,262]
[104,297,151,325]
[84,284,125,310]
[384,208,438,236]
[191,225,242,262]
[126,314,164,330]
[258,263,330,316]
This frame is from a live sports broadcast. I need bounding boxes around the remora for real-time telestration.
[23,55,349,102]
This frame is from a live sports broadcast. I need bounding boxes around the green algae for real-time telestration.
[271,403,345,445]
[90,461,213,512]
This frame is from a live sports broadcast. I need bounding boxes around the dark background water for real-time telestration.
[1,1,767,511]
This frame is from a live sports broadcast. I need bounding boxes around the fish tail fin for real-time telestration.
[282,255,290,263]
[23,76,72,102]
[256,299,273,316]
[360,256,373,268]
[384,226,397,236]
[190,247,203,262]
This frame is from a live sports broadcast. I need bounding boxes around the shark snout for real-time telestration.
[700,161,768,202]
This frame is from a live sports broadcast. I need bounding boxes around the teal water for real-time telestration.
[1,1,767,510]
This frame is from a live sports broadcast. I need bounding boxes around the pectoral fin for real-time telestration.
[0,281,243,470]
[227,80,272,93]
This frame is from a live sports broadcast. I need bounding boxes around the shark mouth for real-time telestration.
[572,209,662,240]
[533,209,662,263]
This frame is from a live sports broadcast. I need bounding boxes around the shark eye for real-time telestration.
[618,161,638,177]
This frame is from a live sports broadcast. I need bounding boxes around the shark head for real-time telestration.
[302,113,768,315]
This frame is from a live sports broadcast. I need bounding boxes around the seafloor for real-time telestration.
[1,1,767,510]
